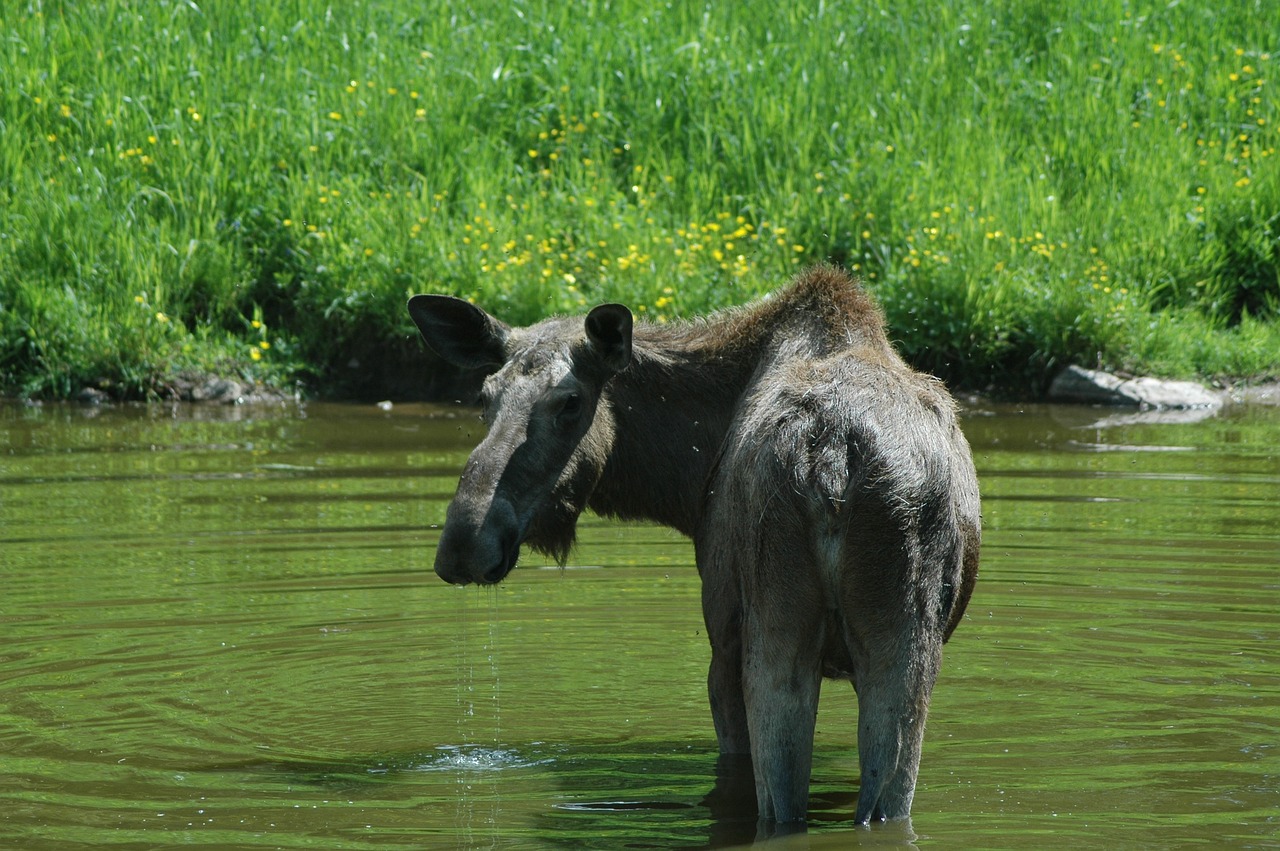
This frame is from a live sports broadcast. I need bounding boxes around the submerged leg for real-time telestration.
[849,632,942,824]
[839,491,955,825]
[740,600,825,823]
[701,568,750,754]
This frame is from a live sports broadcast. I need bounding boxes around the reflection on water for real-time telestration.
[1,399,1277,848]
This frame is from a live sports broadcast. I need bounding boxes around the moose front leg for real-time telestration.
[702,576,751,754]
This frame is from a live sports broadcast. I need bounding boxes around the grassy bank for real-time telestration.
[2,0,1277,400]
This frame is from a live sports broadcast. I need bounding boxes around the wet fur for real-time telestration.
[411,265,981,824]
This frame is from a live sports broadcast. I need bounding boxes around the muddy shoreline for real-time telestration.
[18,370,1280,411]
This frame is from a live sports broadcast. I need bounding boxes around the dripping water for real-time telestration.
[450,585,504,839]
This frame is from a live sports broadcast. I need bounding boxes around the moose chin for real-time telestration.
[408,265,980,826]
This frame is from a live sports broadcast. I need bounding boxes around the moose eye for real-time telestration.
[556,392,583,423]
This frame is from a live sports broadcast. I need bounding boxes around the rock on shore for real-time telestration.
[1048,366,1223,410]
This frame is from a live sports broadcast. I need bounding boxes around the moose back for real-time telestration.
[408,266,980,825]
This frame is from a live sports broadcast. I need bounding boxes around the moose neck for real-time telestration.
[584,267,895,537]
[586,340,748,536]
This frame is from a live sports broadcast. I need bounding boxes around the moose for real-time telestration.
[408,265,980,825]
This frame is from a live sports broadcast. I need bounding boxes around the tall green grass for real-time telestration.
[2,0,1277,398]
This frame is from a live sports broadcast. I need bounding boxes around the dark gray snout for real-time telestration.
[433,496,523,585]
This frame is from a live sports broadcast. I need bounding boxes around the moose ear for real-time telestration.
[407,295,510,370]
[585,303,633,373]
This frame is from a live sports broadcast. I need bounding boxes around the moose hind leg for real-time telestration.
[741,604,824,823]
[850,633,942,824]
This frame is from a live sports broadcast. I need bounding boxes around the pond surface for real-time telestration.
[1,398,1277,849]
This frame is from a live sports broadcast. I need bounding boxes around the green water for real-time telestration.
[1,399,1276,848]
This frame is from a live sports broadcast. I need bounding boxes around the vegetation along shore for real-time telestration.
[3,1,1277,401]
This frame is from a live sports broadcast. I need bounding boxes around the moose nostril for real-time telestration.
[482,561,509,584]
[473,511,522,585]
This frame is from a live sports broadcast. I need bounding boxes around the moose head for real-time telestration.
[408,296,633,585]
